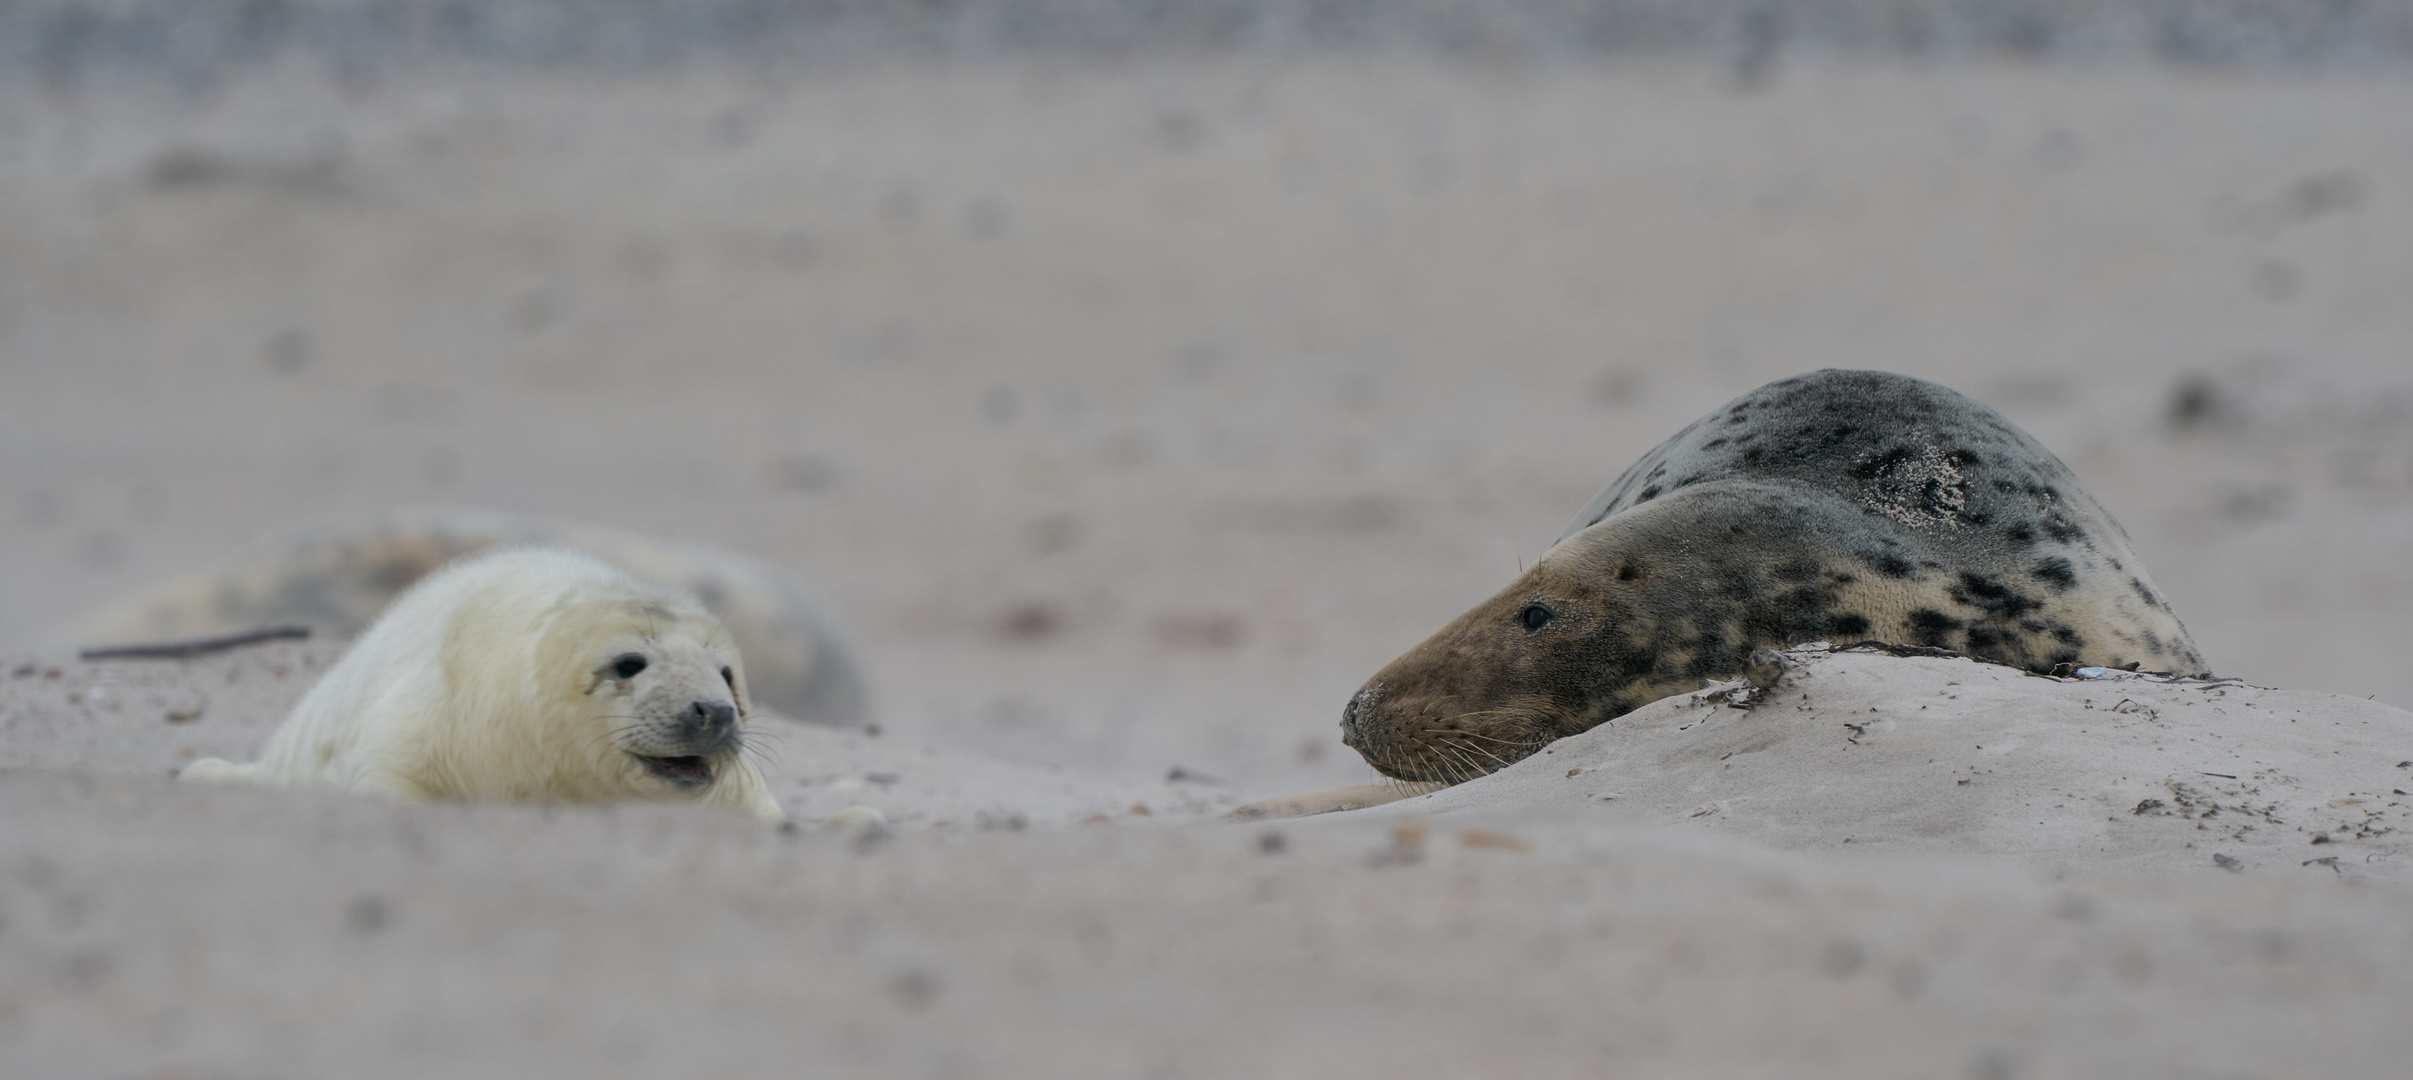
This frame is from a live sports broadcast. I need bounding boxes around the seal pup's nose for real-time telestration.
[688,700,738,742]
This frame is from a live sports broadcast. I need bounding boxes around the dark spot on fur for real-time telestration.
[2004,524,2036,548]
[2051,625,2081,645]
[2043,514,2085,543]
[1955,573,2009,601]
[1636,486,1661,503]
[2131,577,2164,610]
[1918,479,1956,514]
[1850,446,1914,481]
[1776,560,1819,583]
[2032,557,2078,591]
[1906,609,1960,647]
[1866,553,1916,579]
[2049,649,2081,667]
[1617,564,1641,582]
[1742,447,1764,462]
[1950,572,2041,620]
[1701,438,1727,450]
[1949,448,1982,466]
[1828,612,1871,636]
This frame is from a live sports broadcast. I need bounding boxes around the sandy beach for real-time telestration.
[5,10,2413,1073]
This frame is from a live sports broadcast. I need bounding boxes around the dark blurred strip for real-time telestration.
[5,1,2412,88]
[79,626,312,662]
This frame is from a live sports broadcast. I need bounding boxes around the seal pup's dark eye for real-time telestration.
[612,655,648,679]
[1519,605,1554,631]
[719,666,734,688]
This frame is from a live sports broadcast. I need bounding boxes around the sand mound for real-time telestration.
[1364,643,2413,880]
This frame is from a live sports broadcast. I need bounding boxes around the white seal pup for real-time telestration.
[180,547,785,820]
[70,506,865,726]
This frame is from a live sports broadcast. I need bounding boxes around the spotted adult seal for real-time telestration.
[1340,369,2208,786]
[71,506,864,726]
[180,547,786,820]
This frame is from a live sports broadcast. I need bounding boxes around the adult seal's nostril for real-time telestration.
[1340,687,1372,746]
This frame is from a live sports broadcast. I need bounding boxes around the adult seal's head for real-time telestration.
[1341,369,2209,785]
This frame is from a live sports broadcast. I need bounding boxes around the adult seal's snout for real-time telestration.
[1339,686,1375,748]
[1343,369,2209,786]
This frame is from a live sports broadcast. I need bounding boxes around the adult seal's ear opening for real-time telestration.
[1341,368,2208,786]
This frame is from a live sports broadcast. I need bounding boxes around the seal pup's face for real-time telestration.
[1341,531,1679,784]
[561,604,755,796]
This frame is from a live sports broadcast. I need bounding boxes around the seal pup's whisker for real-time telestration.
[736,733,782,770]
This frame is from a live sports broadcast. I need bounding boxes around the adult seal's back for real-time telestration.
[1341,369,2208,785]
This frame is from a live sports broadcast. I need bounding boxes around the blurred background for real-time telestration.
[4,0,2410,798]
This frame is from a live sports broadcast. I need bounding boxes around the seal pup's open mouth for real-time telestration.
[634,754,715,789]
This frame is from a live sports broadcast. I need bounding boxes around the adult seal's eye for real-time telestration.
[1519,604,1554,631]
[612,655,648,679]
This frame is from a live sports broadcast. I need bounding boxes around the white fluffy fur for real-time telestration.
[182,547,784,820]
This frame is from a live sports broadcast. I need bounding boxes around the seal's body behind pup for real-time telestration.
[1340,369,2208,786]
[183,547,784,820]
[72,506,864,727]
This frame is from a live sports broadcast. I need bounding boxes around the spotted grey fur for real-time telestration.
[1340,369,2207,785]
